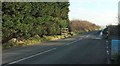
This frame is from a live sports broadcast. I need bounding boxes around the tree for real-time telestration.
[2,2,70,44]
[70,19,100,32]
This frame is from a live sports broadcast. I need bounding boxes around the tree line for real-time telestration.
[69,19,100,33]
[2,2,70,44]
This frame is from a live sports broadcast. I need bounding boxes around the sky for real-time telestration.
[68,0,120,26]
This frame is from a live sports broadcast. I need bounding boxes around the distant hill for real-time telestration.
[69,19,100,32]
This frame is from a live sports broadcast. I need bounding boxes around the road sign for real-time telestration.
[111,40,120,60]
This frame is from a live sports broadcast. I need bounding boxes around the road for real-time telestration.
[2,31,110,65]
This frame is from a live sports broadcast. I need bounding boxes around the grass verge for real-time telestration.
[2,34,74,50]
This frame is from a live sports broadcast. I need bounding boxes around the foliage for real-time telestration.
[118,24,120,36]
[2,2,70,44]
[69,19,100,33]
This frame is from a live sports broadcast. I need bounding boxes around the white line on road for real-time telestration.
[105,40,111,64]
[106,41,108,45]
[106,41,108,43]
[95,38,101,39]
[4,38,82,65]
[106,49,111,64]
[106,46,109,49]
[106,50,110,64]
[86,35,89,38]
[7,48,56,65]
[106,50,109,55]
[66,39,80,45]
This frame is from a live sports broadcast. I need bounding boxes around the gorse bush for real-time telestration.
[70,20,100,33]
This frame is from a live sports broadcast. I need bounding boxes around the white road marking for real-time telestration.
[5,37,82,65]
[95,38,101,39]
[105,40,111,64]
[106,46,108,49]
[8,48,56,65]
[86,35,89,38]
[106,41,108,43]
[66,39,80,45]
[106,49,110,64]
[106,41,108,45]
[107,50,109,55]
